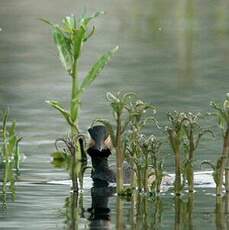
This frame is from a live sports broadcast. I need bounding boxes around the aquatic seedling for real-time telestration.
[94,92,135,193]
[52,135,88,191]
[125,99,163,194]
[166,112,187,195]
[126,134,163,194]
[126,99,158,189]
[148,137,164,194]
[42,12,118,191]
[0,111,22,206]
[210,93,229,195]
[182,112,213,193]
[167,111,212,194]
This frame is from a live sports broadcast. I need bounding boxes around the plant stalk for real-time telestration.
[188,129,195,192]
[216,127,229,196]
[175,149,182,196]
[116,113,124,193]
[224,126,229,192]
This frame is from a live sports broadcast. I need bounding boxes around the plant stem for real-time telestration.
[188,129,195,193]
[70,61,79,137]
[116,113,124,193]
[175,149,182,196]
[224,126,229,192]
[143,155,149,193]
[116,196,124,230]
[71,153,78,192]
[216,127,229,196]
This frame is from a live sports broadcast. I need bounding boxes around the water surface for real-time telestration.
[0,0,229,229]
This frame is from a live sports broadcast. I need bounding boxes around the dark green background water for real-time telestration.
[0,0,229,229]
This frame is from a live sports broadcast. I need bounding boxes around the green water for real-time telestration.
[0,0,229,229]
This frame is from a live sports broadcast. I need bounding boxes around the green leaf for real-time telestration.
[46,100,73,127]
[79,46,119,96]
[40,18,55,26]
[2,110,8,134]
[51,151,70,169]
[52,28,73,73]
[9,121,16,137]
[63,15,76,30]
[83,26,95,42]
[73,26,85,60]
[80,11,105,28]
[51,151,67,160]
[51,159,67,169]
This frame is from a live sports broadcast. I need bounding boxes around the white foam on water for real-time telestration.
[0,170,216,189]
[46,170,216,188]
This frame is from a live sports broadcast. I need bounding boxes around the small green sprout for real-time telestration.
[0,110,23,206]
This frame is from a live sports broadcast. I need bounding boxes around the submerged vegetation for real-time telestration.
[42,12,118,191]
[0,111,22,207]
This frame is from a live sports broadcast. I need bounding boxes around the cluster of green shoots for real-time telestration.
[125,100,163,194]
[166,111,213,195]
[43,12,118,191]
[0,111,22,206]
[95,92,164,195]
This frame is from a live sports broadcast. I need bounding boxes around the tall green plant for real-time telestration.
[210,93,229,195]
[94,92,135,193]
[42,12,118,159]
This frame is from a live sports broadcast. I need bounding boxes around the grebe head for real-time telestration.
[88,125,110,151]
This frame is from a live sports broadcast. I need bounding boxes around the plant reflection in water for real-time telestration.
[215,193,229,230]
[61,189,229,230]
